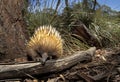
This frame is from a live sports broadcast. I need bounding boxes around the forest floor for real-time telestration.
[0,47,120,82]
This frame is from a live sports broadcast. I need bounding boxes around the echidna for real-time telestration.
[26,25,63,64]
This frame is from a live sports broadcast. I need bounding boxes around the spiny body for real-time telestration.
[26,25,63,64]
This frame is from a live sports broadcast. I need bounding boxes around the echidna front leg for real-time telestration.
[27,48,40,61]
[27,49,49,65]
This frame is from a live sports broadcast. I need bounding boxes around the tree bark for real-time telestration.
[0,0,28,61]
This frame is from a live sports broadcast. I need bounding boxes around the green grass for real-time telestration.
[25,0,120,55]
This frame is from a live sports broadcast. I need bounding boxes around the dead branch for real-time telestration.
[0,47,96,80]
[63,48,120,81]
[90,69,118,81]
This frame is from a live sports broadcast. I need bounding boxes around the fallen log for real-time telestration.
[0,47,96,80]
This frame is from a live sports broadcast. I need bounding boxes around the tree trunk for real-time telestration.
[93,0,97,11]
[0,0,28,61]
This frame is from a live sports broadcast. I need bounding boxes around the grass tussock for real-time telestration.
[25,0,120,56]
